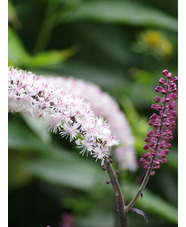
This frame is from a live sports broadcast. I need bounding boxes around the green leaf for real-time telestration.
[124,185,178,224]
[76,207,114,227]
[8,1,22,30]
[8,26,77,68]
[28,47,78,68]
[8,115,43,150]
[8,26,29,66]
[119,96,150,153]
[8,114,105,191]
[64,1,177,31]
[8,158,32,190]
[21,114,52,144]
[74,23,132,66]
[8,114,78,161]
[166,149,178,171]
[48,61,125,89]
[23,157,102,190]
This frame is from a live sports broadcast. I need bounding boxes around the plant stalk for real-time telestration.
[33,1,59,53]
[105,158,127,227]
[125,163,153,213]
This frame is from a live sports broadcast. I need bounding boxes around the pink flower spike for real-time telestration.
[139,69,178,173]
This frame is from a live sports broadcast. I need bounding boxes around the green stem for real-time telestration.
[105,158,127,227]
[33,0,80,53]
[33,1,59,53]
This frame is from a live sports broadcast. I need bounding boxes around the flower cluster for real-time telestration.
[46,76,136,170]
[8,67,119,164]
[140,69,178,175]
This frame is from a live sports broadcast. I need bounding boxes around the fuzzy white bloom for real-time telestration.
[8,67,119,164]
[46,77,137,170]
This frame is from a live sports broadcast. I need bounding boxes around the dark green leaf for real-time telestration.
[64,1,177,31]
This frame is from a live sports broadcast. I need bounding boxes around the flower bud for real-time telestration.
[161,159,167,164]
[154,96,161,103]
[143,144,150,150]
[167,73,172,79]
[155,86,163,92]
[172,76,178,83]
[162,69,168,76]
[159,77,165,84]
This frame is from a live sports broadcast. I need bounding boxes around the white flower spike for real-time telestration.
[8,67,119,164]
[46,76,137,170]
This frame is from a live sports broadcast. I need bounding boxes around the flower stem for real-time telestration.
[125,164,153,213]
[105,158,127,227]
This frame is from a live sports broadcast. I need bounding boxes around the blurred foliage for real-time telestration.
[132,30,173,59]
[8,0,178,227]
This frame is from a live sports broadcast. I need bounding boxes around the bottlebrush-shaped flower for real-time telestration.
[8,67,119,164]
[45,76,136,170]
[140,69,178,175]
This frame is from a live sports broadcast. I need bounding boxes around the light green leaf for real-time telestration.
[28,47,78,68]
[8,26,76,68]
[76,207,114,227]
[23,157,102,190]
[21,114,51,144]
[64,1,177,31]
[8,115,43,149]
[120,96,150,153]
[8,26,29,66]
[8,1,22,30]
[9,115,75,160]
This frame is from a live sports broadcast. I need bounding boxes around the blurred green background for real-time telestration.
[8,0,178,226]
